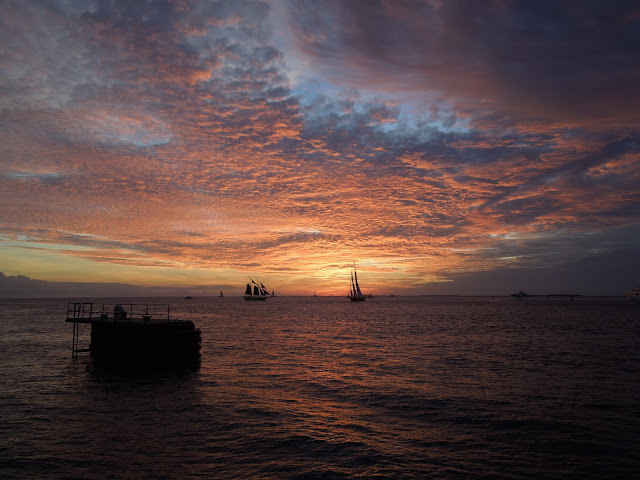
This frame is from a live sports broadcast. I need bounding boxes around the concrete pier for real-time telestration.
[66,302,201,367]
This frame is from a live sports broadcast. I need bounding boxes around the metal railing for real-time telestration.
[66,303,173,322]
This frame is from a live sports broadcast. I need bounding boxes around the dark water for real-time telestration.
[0,296,638,479]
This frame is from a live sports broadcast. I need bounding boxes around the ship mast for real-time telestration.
[354,268,363,297]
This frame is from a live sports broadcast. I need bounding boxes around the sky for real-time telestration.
[1,0,640,297]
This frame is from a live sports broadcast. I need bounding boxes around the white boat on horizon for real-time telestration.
[625,288,639,300]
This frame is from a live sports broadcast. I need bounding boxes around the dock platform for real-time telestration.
[66,302,201,367]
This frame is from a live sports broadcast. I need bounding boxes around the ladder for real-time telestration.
[69,302,93,358]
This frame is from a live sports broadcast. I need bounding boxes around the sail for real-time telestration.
[245,283,251,295]
[350,272,355,297]
[253,285,260,296]
[354,270,363,297]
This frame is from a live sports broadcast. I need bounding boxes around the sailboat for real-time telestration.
[348,268,366,301]
[244,279,271,301]
[219,291,224,297]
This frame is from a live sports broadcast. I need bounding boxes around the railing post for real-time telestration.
[72,321,78,358]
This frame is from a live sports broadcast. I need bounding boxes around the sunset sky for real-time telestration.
[1,0,639,297]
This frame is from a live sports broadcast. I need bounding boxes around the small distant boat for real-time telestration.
[244,279,271,301]
[185,295,193,300]
[219,291,224,297]
[271,289,276,297]
[511,290,528,298]
[625,288,640,300]
[348,268,366,301]
[313,291,317,297]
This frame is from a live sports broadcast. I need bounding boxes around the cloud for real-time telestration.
[0,271,231,297]
[0,1,638,295]
[283,0,640,125]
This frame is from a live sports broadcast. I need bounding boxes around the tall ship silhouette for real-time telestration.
[348,268,366,301]
[244,279,271,301]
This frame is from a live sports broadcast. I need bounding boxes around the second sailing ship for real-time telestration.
[348,268,366,301]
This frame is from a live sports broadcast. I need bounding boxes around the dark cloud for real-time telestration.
[0,272,228,297]
[285,0,640,124]
[422,246,640,297]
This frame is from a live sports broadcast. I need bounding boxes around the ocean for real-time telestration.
[0,295,638,479]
